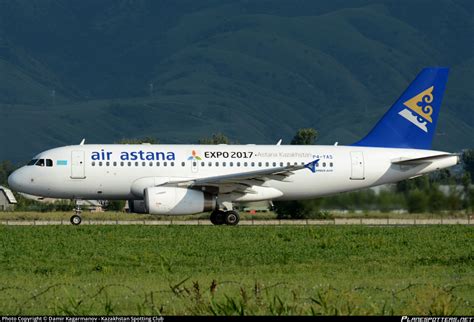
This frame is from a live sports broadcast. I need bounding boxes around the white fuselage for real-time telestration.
[8,144,458,204]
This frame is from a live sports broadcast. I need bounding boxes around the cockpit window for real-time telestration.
[28,158,53,167]
[27,159,38,166]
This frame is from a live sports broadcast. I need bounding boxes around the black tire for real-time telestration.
[224,210,240,226]
[70,214,82,225]
[210,211,218,225]
[210,210,225,225]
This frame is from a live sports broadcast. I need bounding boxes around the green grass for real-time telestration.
[0,210,470,221]
[329,211,472,219]
[0,226,472,315]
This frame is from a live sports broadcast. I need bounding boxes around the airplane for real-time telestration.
[8,67,459,225]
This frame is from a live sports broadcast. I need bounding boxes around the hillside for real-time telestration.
[0,0,473,162]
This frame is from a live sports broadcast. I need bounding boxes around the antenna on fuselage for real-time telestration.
[79,138,85,145]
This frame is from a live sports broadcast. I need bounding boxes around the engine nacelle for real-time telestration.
[144,187,216,215]
[127,200,147,214]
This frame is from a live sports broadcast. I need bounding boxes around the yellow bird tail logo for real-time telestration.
[398,86,435,132]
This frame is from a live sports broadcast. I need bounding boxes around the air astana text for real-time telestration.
[91,149,175,161]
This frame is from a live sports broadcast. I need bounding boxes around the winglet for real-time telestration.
[304,159,320,173]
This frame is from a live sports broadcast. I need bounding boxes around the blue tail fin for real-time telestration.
[353,67,449,149]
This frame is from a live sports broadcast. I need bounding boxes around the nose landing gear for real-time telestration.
[70,202,82,225]
[70,214,82,225]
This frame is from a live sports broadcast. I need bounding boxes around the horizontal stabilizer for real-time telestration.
[391,154,459,165]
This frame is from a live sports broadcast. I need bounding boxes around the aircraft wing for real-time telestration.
[391,153,459,165]
[172,159,319,193]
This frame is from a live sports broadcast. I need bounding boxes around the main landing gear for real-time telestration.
[70,202,82,225]
[210,209,240,226]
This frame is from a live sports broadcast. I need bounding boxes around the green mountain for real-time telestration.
[0,0,473,162]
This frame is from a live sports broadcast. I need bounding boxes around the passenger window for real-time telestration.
[208,162,212,167]
[121,162,124,167]
[223,162,226,167]
[135,162,139,166]
[244,162,248,167]
[164,162,167,167]
[128,162,131,167]
[273,162,277,167]
[149,162,153,167]
[156,162,160,167]
[237,162,241,167]
[265,162,269,167]
[280,162,283,167]
[46,159,53,167]
[193,162,197,167]
[230,162,233,167]
[215,162,219,167]
[323,162,326,167]
[171,162,175,167]
[113,162,117,166]
[258,162,262,167]
[92,161,96,166]
[201,162,205,167]
[181,162,185,167]
[330,162,333,167]
[99,162,103,167]
[106,162,110,167]
[142,162,146,166]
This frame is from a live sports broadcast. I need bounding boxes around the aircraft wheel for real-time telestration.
[224,210,240,226]
[210,210,225,225]
[70,214,82,225]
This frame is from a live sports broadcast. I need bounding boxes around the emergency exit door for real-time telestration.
[350,151,365,180]
[71,151,86,179]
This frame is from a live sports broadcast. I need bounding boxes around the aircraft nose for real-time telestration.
[8,169,23,192]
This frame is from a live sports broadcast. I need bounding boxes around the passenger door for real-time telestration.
[71,151,86,179]
[350,151,365,180]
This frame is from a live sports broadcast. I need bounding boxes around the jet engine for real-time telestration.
[144,187,216,215]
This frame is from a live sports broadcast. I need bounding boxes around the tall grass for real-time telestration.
[0,226,471,315]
